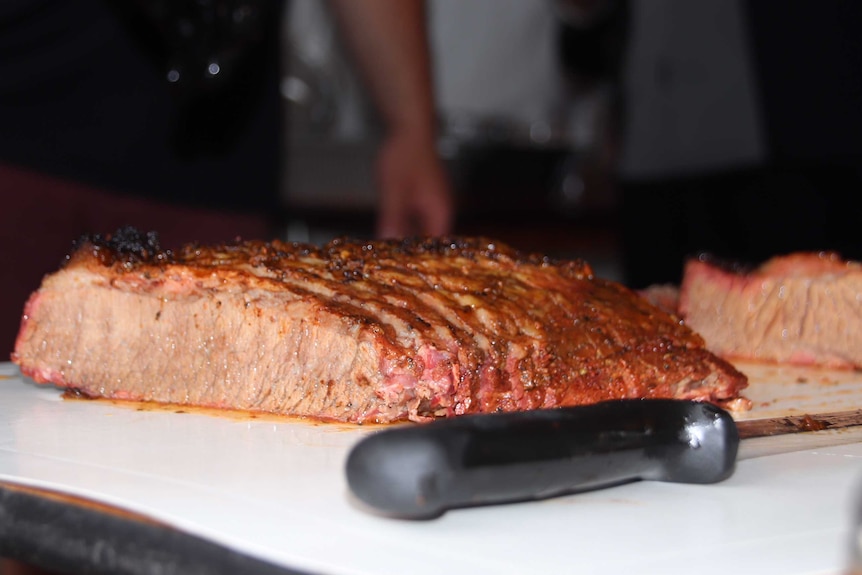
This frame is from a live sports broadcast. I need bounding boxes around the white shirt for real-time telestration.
[618,0,766,180]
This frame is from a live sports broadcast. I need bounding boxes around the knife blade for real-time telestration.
[345,400,862,519]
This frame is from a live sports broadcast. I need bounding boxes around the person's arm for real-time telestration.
[327,0,453,238]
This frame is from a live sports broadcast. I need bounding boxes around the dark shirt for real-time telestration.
[747,0,862,169]
[0,0,282,213]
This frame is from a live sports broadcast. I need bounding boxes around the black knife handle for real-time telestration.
[346,399,739,519]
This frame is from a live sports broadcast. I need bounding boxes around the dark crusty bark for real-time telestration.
[13,228,748,423]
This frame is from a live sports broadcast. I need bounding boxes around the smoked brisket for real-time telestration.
[680,252,862,369]
[12,228,748,423]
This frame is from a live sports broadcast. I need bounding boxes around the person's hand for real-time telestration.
[375,130,454,239]
[326,0,451,237]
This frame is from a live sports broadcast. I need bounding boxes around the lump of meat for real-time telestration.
[679,252,862,369]
[12,228,748,423]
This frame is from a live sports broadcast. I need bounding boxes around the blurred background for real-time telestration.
[280,0,862,288]
[280,0,626,280]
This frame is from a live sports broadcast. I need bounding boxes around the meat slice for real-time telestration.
[12,228,748,423]
[679,252,862,369]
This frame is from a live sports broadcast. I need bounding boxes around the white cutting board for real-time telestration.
[2,360,862,575]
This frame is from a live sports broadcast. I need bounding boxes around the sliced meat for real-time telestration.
[638,284,681,317]
[679,252,862,369]
[12,228,749,423]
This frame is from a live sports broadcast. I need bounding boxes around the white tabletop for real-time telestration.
[2,360,862,575]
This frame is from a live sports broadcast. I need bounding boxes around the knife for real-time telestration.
[345,399,862,519]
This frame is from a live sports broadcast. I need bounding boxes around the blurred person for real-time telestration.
[0,0,452,355]
[558,0,862,287]
[328,0,453,238]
